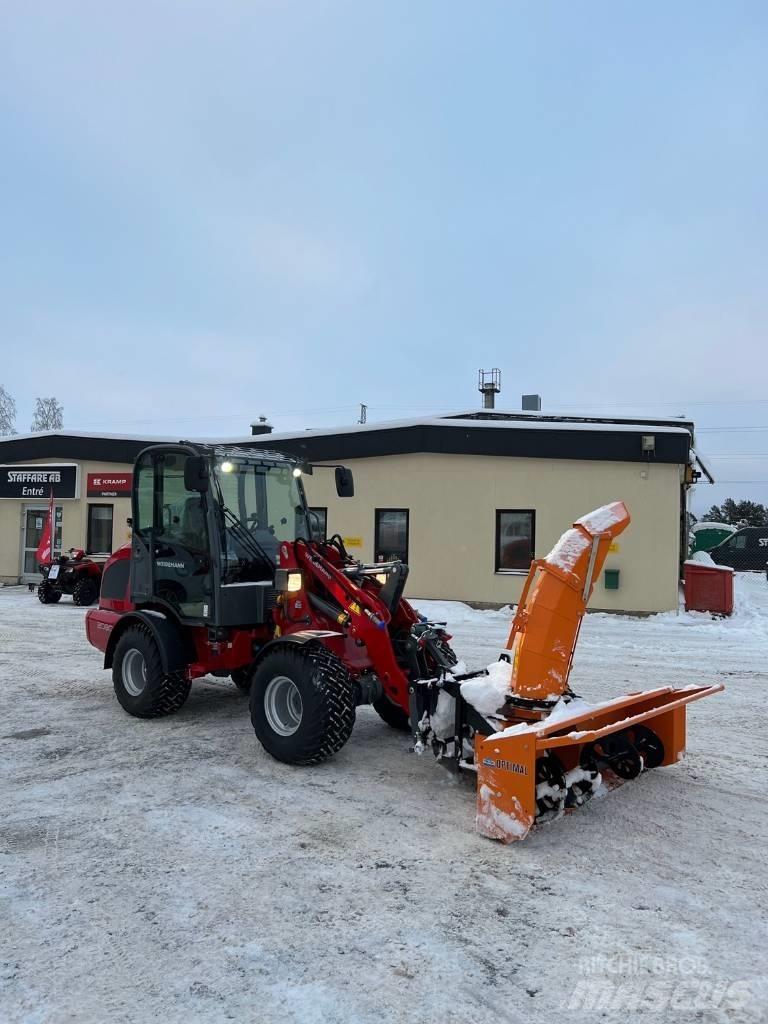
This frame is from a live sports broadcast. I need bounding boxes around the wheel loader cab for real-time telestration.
[130,443,312,628]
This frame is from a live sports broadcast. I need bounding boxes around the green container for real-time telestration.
[604,569,620,590]
[690,523,735,555]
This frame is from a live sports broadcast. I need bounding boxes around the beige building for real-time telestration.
[256,409,711,615]
[0,410,710,612]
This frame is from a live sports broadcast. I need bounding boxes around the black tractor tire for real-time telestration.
[250,645,356,766]
[72,577,99,607]
[372,694,410,731]
[37,582,62,604]
[112,624,191,718]
[231,668,252,693]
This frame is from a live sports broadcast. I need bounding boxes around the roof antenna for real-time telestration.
[358,403,367,425]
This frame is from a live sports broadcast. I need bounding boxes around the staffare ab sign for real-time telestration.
[0,465,78,499]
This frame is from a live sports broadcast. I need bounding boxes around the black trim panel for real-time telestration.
[256,424,691,465]
[0,423,692,467]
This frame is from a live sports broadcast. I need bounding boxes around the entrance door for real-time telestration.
[21,505,62,582]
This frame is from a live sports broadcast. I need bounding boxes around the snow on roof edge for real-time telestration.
[0,413,692,449]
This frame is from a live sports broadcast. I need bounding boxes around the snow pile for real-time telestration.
[684,550,734,573]
[459,659,512,715]
[575,501,627,535]
[691,520,735,535]
[429,660,511,737]
[428,690,456,738]
[545,527,592,573]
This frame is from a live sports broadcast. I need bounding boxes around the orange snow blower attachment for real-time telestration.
[457,502,724,842]
[411,501,722,842]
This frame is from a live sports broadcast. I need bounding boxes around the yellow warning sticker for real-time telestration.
[344,537,362,548]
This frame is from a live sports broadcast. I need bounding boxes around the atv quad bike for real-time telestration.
[84,444,722,842]
[39,548,103,606]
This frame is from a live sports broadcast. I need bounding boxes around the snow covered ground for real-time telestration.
[2,578,767,1023]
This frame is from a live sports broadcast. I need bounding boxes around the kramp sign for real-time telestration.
[0,465,78,499]
[87,473,133,498]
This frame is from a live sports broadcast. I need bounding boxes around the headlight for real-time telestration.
[292,466,302,478]
[287,572,303,592]
[220,460,234,473]
[375,573,388,585]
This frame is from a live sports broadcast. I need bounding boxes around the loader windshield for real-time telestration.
[213,460,310,574]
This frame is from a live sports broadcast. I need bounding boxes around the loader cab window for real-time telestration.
[213,461,310,581]
[309,507,327,541]
[133,451,213,620]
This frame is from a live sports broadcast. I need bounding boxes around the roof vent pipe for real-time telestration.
[250,416,273,435]
[478,368,501,409]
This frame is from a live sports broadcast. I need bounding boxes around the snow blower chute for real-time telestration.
[410,501,723,843]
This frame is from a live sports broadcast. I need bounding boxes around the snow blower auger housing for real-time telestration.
[410,501,723,843]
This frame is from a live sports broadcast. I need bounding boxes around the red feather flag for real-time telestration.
[36,489,56,567]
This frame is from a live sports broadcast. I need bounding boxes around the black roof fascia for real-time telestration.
[253,423,692,464]
[0,434,148,465]
[0,423,692,468]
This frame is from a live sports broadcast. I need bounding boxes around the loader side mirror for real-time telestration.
[335,467,354,498]
[184,456,209,493]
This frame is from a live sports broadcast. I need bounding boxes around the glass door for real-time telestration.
[21,505,62,581]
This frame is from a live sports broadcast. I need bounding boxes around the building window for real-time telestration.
[495,509,535,572]
[87,504,114,554]
[309,507,327,541]
[375,509,409,563]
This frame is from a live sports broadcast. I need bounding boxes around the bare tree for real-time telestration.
[30,397,64,432]
[0,385,17,435]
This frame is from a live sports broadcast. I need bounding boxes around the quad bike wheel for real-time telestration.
[72,577,99,607]
[250,645,356,766]
[37,582,62,604]
[112,624,191,718]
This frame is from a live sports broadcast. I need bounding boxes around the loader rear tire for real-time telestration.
[372,695,410,731]
[112,624,191,718]
[250,646,356,765]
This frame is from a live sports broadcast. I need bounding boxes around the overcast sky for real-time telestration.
[1,1,766,513]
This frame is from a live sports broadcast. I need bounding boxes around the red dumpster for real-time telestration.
[683,561,734,616]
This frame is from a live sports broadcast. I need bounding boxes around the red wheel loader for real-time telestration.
[85,443,722,842]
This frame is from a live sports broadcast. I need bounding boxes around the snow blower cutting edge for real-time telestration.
[410,501,724,842]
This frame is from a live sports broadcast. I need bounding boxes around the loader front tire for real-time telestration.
[372,695,410,731]
[250,646,355,766]
[112,624,191,718]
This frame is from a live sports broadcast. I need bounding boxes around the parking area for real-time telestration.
[2,580,767,1023]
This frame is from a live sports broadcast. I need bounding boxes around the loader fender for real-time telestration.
[104,611,191,675]
[252,630,346,670]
